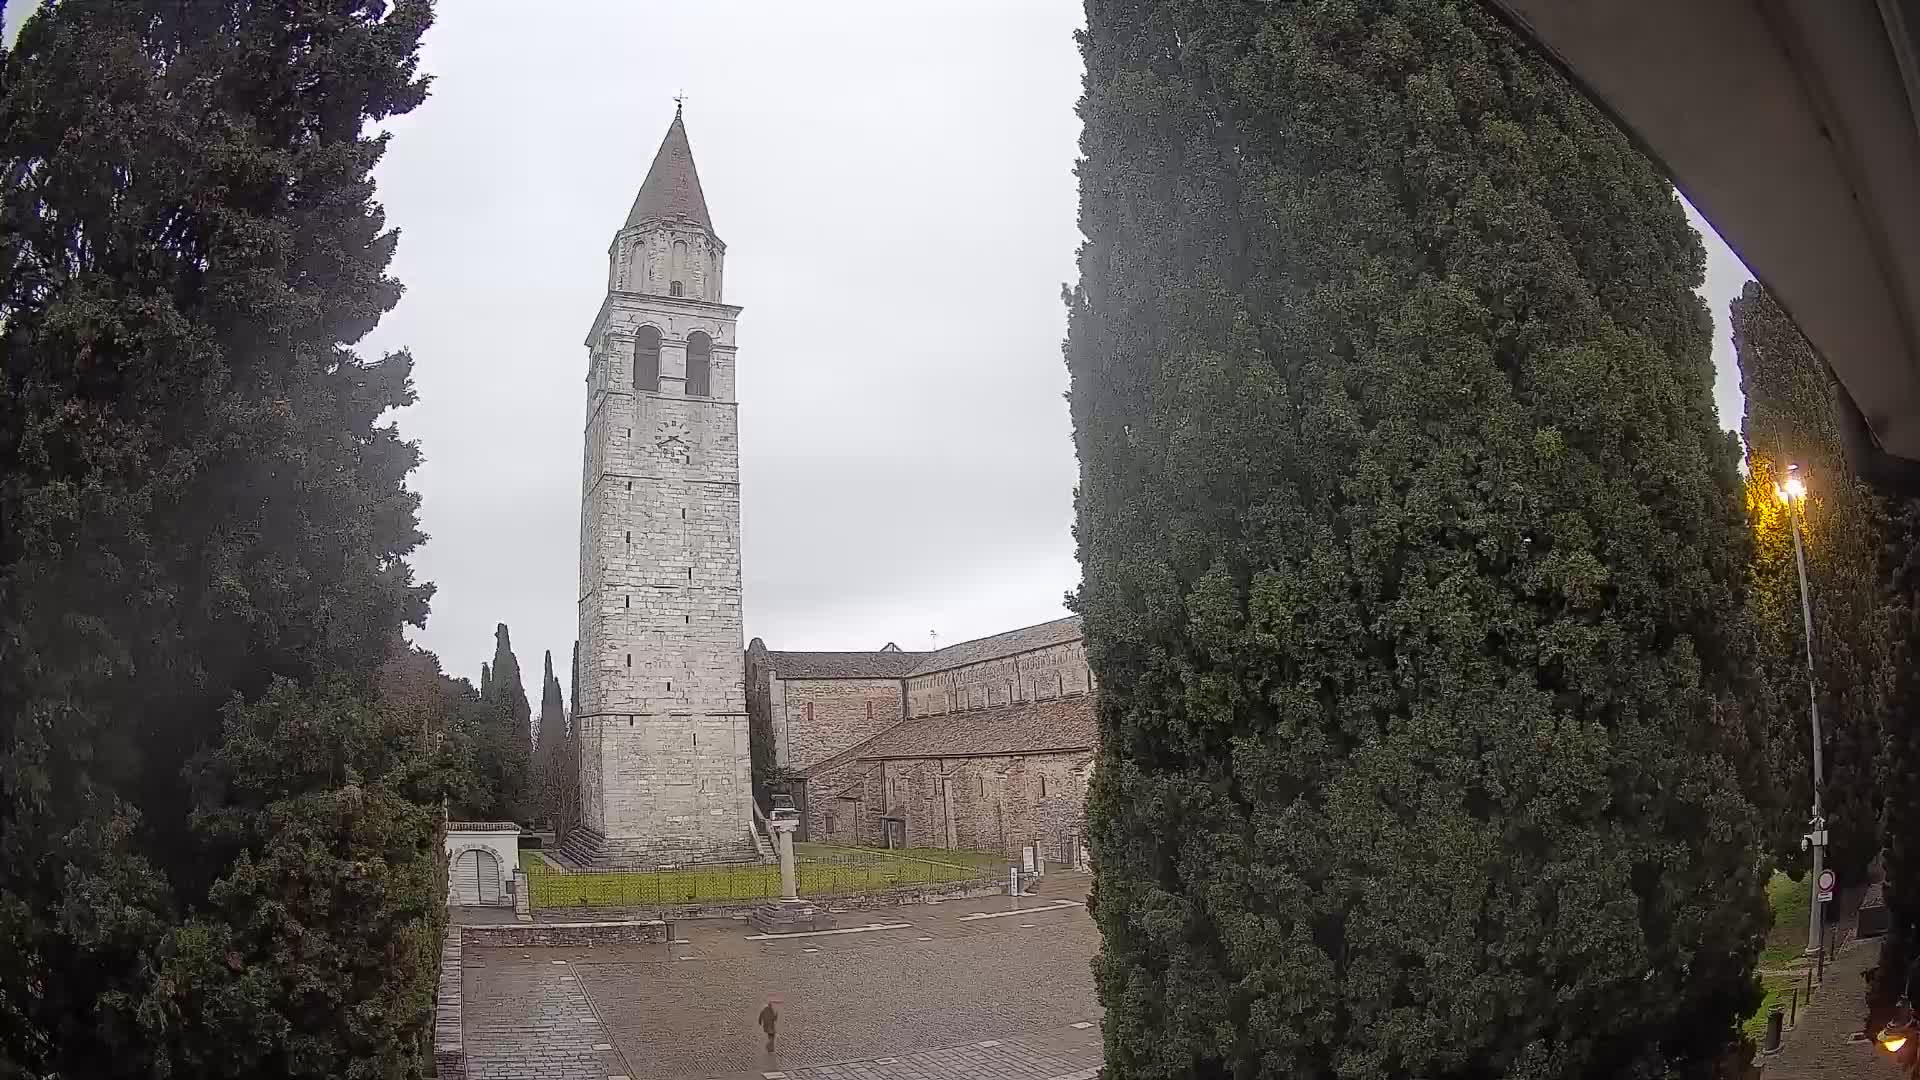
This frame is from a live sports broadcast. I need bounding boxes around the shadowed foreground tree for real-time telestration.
[1067,1,1767,1077]
[0,1,440,1074]
[1733,281,1893,883]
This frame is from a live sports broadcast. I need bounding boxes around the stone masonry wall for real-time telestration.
[807,751,1092,861]
[577,241,750,859]
[904,639,1091,718]
[774,677,907,772]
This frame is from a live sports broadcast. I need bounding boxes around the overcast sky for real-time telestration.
[6,2,1754,701]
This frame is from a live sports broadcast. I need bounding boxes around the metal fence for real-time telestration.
[524,848,995,910]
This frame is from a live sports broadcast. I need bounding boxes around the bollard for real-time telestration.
[1762,1006,1784,1055]
[1789,987,1798,1029]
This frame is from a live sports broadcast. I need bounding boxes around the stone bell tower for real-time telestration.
[567,106,752,866]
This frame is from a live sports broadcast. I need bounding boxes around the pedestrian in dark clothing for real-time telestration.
[759,999,779,1055]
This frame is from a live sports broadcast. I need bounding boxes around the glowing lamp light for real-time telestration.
[1878,998,1916,1057]
[1775,463,1808,503]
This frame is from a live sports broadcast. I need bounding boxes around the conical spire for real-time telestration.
[625,108,714,233]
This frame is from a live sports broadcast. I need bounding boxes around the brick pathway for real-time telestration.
[1762,938,1901,1079]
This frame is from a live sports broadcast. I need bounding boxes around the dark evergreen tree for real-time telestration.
[475,623,531,821]
[535,650,565,826]
[1732,281,1892,883]
[1067,2,1767,1076]
[0,0,434,1074]
[559,641,582,838]
[1872,501,1920,1027]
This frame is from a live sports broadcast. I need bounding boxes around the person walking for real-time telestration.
[758,997,780,1057]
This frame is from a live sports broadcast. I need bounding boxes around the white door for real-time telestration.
[451,849,504,906]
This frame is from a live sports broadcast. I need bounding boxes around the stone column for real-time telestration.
[770,817,799,901]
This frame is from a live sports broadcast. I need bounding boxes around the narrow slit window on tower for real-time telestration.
[634,324,661,393]
[685,330,712,397]
[1040,775,1049,798]
[667,679,672,692]
[625,654,631,668]
[625,531,631,544]
[624,595,629,608]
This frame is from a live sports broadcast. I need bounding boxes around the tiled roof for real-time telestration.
[807,694,1097,769]
[766,615,1084,682]
[764,650,924,679]
[906,615,1082,676]
[625,111,715,233]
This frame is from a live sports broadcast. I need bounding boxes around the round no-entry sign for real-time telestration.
[1818,869,1836,892]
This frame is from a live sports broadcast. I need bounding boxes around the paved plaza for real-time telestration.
[462,879,1103,1080]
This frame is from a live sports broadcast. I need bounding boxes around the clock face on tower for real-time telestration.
[654,417,691,463]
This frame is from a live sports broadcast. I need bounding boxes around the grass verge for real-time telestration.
[521,845,989,909]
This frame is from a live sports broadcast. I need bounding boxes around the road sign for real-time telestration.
[1817,869,1836,902]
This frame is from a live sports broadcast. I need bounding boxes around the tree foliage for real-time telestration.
[534,650,569,828]
[1871,500,1920,1024]
[472,623,531,822]
[0,1,440,1074]
[1067,2,1766,1076]
[1731,281,1893,882]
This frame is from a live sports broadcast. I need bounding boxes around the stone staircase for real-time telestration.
[749,802,776,863]
[553,824,768,870]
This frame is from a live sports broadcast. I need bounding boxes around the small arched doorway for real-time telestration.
[451,847,504,906]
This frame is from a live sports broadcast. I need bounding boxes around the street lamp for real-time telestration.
[1775,463,1829,964]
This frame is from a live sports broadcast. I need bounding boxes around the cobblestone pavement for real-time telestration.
[462,952,625,1080]
[464,883,1101,1080]
[732,1026,1104,1080]
[1763,938,1901,1079]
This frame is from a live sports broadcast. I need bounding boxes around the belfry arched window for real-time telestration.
[634,325,661,393]
[685,330,712,397]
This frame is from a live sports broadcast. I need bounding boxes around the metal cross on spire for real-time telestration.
[673,90,686,118]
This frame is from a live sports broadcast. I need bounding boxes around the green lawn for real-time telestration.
[1743,871,1816,1039]
[794,843,1009,871]
[1759,872,1813,970]
[521,845,990,909]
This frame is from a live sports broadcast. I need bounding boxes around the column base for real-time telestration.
[748,900,836,934]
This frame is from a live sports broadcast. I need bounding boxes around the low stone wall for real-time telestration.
[459,919,670,948]
[433,926,464,1080]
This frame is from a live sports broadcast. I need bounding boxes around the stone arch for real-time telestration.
[634,324,662,392]
[448,845,505,906]
[685,330,712,397]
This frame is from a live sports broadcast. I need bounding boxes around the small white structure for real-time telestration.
[446,822,520,907]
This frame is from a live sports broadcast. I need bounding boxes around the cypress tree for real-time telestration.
[0,0,434,1073]
[536,649,565,825]
[1731,282,1892,883]
[476,623,532,821]
[1067,2,1765,1076]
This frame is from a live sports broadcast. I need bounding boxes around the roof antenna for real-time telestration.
[929,630,939,651]
[673,90,686,119]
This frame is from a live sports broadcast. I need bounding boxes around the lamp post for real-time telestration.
[1776,464,1828,963]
